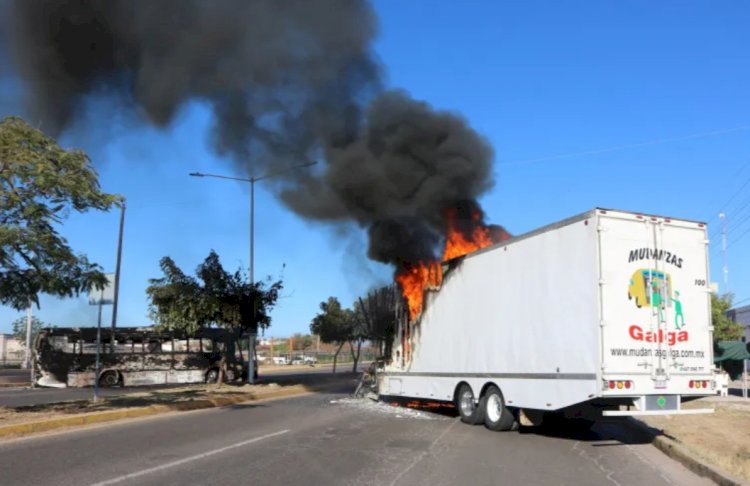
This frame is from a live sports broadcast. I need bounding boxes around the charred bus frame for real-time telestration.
[33,327,244,388]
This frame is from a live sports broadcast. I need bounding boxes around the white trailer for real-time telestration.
[377,209,715,430]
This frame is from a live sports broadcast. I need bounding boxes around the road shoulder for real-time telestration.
[634,396,750,486]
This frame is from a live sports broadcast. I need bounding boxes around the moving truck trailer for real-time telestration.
[377,209,715,430]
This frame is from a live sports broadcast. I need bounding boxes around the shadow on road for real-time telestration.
[521,418,656,445]
[226,403,268,411]
[380,396,659,446]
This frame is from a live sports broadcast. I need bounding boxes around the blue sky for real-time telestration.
[2,1,750,336]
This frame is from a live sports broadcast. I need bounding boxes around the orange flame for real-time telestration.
[395,213,506,321]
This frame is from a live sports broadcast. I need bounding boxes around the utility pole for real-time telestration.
[23,304,32,369]
[94,287,104,403]
[719,212,729,293]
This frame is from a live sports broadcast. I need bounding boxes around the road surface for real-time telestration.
[0,385,711,485]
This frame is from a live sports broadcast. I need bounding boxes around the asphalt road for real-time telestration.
[0,385,711,485]
[0,364,351,408]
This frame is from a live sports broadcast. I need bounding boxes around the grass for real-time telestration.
[642,399,750,482]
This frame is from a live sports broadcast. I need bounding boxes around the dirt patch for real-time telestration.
[642,398,750,482]
[0,383,283,427]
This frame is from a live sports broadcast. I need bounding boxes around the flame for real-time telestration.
[396,211,506,322]
[442,223,494,261]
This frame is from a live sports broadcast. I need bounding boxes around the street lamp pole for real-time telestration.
[249,177,255,384]
[110,202,126,351]
[190,161,316,384]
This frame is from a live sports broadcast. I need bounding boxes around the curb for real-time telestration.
[0,383,29,388]
[0,382,339,440]
[628,418,749,486]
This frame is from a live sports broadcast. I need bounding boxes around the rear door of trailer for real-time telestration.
[596,210,714,415]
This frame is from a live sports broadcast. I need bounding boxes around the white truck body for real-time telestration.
[377,209,715,417]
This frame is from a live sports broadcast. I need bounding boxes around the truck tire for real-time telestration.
[455,383,485,425]
[483,385,518,431]
[99,370,120,387]
[205,368,219,383]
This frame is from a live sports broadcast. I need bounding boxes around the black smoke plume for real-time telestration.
[2,0,497,267]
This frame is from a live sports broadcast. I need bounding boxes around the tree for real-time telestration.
[357,285,398,358]
[146,250,283,382]
[0,116,120,310]
[348,302,369,373]
[11,316,49,344]
[310,297,354,373]
[712,293,743,342]
[291,333,313,351]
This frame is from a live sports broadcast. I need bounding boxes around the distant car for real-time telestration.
[291,356,317,365]
[271,356,288,365]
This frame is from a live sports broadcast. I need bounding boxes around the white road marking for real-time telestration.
[89,429,290,486]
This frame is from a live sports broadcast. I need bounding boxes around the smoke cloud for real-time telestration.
[3,0,497,267]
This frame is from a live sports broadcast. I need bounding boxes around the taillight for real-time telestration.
[702,380,709,389]
[606,380,633,390]
[689,380,694,388]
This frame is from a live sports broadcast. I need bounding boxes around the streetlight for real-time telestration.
[189,161,317,384]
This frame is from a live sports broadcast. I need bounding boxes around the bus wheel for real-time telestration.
[455,383,485,425]
[99,370,120,388]
[205,368,219,383]
[483,385,517,431]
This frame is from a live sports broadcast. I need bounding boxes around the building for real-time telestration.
[0,334,25,366]
[727,304,750,342]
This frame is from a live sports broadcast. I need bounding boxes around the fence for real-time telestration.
[256,348,377,366]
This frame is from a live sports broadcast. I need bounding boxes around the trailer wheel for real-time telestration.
[483,385,517,431]
[455,384,485,425]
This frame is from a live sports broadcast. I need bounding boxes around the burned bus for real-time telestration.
[33,327,245,388]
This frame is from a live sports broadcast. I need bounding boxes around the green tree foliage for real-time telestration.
[712,293,743,342]
[11,315,49,343]
[0,116,120,310]
[311,288,398,373]
[310,297,354,373]
[146,250,283,380]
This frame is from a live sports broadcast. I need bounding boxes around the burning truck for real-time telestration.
[1,2,717,429]
[376,208,716,430]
